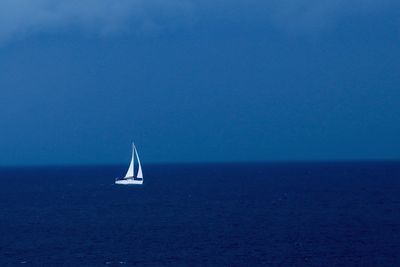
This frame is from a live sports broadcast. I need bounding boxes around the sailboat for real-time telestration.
[115,143,144,185]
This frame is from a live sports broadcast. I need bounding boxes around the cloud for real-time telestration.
[0,0,397,43]
[0,0,192,42]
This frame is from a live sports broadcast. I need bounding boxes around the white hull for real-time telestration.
[115,178,143,185]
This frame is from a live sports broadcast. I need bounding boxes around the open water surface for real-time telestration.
[0,162,399,266]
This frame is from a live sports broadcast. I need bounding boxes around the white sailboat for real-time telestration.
[115,143,143,185]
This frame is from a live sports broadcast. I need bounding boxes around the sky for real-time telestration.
[0,0,399,165]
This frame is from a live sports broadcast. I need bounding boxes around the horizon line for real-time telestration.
[0,159,399,168]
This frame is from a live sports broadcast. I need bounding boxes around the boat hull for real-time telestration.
[115,178,143,185]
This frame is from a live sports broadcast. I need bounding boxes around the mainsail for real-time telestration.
[124,143,135,178]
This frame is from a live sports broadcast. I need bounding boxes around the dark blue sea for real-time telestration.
[1,162,400,266]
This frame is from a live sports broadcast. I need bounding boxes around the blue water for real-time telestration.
[0,162,399,266]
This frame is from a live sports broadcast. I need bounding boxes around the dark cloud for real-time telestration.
[199,0,399,33]
[266,0,399,33]
[0,0,397,43]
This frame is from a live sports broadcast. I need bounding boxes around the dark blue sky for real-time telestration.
[0,1,399,165]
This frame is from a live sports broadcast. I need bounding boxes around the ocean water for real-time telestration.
[0,162,399,266]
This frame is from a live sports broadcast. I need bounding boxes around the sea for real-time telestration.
[0,162,399,266]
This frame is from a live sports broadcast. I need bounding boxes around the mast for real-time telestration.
[124,142,135,178]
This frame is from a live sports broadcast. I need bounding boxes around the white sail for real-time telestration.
[124,143,135,178]
[135,145,143,179]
